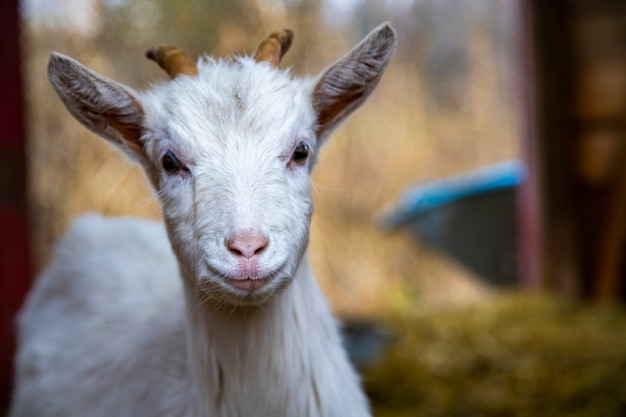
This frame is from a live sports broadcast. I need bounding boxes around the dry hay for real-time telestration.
[365,294,626,417]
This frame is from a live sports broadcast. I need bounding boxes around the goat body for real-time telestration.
[10,24,396,417]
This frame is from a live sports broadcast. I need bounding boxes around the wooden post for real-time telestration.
[517,0,544,291]
[0,0,31,408]
[519,0,584,296]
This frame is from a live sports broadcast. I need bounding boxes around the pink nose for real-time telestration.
[227,232,268,259]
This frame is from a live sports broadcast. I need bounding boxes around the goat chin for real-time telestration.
[10,23,396,417]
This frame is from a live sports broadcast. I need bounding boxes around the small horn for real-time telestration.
[254,29,294,67]
[146,44,198,78]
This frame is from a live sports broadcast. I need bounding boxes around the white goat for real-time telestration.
[10,23,396,417]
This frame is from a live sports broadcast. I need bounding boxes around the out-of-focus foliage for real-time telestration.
[23,0,518,313]
[365,294,626,417]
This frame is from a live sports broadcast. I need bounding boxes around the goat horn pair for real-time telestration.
[146,45,198,78]
[147,29,294,77]
[254,29,294,67]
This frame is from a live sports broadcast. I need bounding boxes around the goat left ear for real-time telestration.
[312,23,396,140]
[47,52,145,159]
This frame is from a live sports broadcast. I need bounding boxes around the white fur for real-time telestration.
[11,23,396,417]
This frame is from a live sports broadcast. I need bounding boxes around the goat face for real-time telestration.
[47,23,396,306]
[140,61,316,305]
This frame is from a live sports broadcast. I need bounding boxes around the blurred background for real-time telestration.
[22,0,519,312]
[2,0,626,416]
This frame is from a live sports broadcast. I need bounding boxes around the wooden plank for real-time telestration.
[572,3,626,300]
[593,141,626,300]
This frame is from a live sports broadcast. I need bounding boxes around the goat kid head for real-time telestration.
[47,23,396,307]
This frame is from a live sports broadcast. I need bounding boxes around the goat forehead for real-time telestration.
[146,58,313,150]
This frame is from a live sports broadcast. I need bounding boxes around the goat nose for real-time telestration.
[227,232,268,259]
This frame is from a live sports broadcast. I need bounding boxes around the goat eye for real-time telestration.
[161,151,182,173]
[291,142,309,165]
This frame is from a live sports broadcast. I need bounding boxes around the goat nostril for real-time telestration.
[226,233,268,259]
[228,246,244,257]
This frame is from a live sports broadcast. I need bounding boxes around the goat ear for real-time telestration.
[47,52,145,159]
[312,23,396,140]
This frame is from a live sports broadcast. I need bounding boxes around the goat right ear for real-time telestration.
[47,52,145,159]
[311,23,396,142]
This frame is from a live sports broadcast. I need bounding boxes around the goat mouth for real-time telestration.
[204,261,286,293]
[225,276,274,292]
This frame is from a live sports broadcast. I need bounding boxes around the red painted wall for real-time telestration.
[0,0,31,408]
